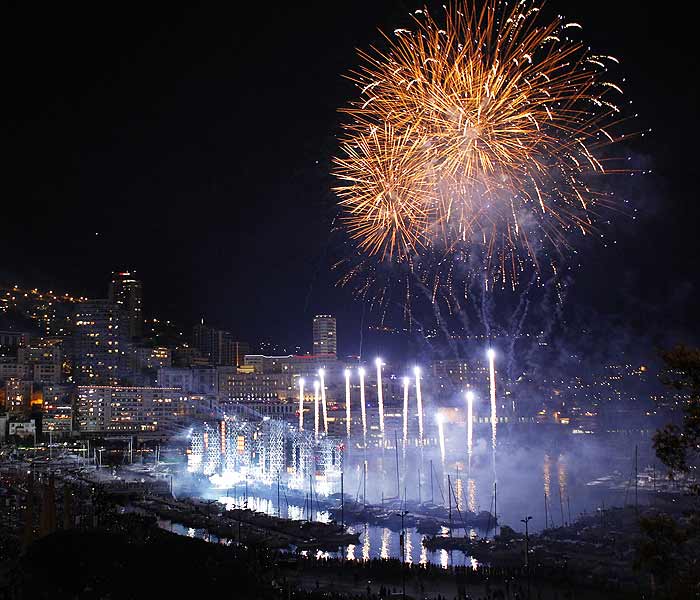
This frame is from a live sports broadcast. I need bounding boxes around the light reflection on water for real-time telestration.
[184,446,645,567]
[404,528,413,564]
[455,476,464,511]
[380,527,390,559]
[178,492,482,567]
[362,524,370,561]
[468,478,477,512]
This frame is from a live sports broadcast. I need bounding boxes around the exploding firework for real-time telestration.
[334,0,632,294]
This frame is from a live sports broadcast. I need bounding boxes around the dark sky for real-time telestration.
[3,1,698,355]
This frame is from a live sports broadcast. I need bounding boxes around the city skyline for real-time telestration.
[1,262,670,438]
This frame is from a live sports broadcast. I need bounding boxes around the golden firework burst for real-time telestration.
[334,0,629,289]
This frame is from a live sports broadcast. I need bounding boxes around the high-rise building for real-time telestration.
[313,315,336,358]
[73,300,130,385]
[192,323,249,366]
[108,271,143,339]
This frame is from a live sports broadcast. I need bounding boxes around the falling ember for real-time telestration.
[402,376,409,447]
[314,380,320,442]
[319,369,329,435]
[345,369,352,438]
[376,358,385,441]
[466,390,474,473]
[298,378,305,431]
[414,366,424,444]
[359,367,367,445]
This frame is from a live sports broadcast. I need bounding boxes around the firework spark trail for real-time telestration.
[524,270,562,377]
[402,376,409,447]
[319,369,329,435]
[345,369,352,438]
[376,358,385,442]
[437,414,446,468]
[298,378,305,431]
[466,390,474,475]
[334,0,633,301]
[487,348,498,482]
[314,380,320,441]
[414,366,424,444]
[413,275,460,355]
[506,270,537,380]
[359,367,368,446]
[481,275,493,340]
[447,286,472,337]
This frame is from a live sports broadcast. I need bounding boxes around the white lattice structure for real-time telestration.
[188,416,345,496]
[291,428,315,491]
[268,419,286,479]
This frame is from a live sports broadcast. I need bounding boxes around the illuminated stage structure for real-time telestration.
[188,417,344,495]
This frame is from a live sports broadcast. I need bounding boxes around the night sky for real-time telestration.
[3,1,698,355]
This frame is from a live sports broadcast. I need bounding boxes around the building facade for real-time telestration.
[76,385,194,435]
[312,315,337,358]
[73,300,130,384]
[108,271,143,339]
